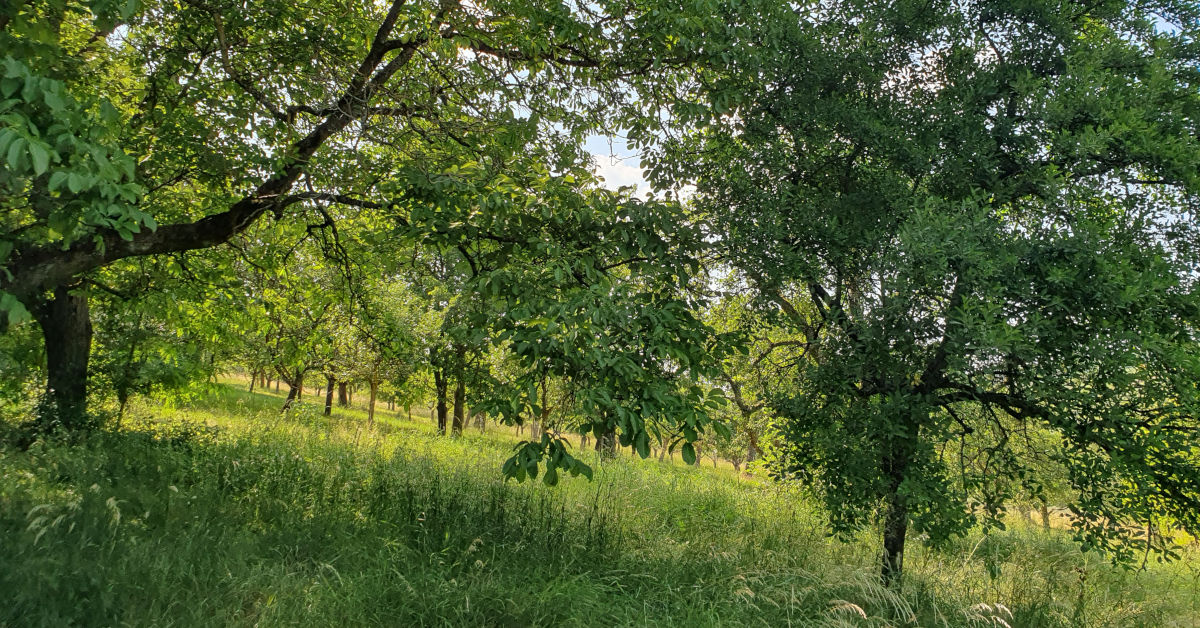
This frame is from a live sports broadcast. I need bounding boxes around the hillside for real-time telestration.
[2,382,1197,627]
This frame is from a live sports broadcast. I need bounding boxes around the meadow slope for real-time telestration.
[2,382,1198,627]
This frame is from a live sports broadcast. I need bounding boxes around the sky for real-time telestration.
[584,135,650,199]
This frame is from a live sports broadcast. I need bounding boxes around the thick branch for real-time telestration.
[4,1,427,303]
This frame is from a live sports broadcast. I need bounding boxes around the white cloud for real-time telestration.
[591,153,649,199]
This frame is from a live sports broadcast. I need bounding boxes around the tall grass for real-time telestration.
[1,383,1197,626]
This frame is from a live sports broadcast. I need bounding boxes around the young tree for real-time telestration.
[666,0,1200,583]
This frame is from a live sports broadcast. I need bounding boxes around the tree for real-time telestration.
[0,0,710,428]
[665,0,1200,584]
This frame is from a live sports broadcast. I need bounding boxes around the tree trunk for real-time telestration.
[881,487,909,587]
[248,370,257,393]
[451,375,465,436]
[34,285,93,430]
[880,436,914,586]
[747,429,762,463]
[324,374,335,416]
[434,368,448,435]
[281,368,303,412]
[368,380,378,427]
[595,425,616,458]
[274,378,280,392]
[337,381,348,406]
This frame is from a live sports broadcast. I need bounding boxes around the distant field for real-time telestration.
[2,382,1198,627]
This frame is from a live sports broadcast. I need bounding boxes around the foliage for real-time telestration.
[666,0,1200,580]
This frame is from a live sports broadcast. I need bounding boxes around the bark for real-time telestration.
[280,368,304,412]
[881,485,909,587]
[880,436,915,586]
[747,430,762,462]
[451,376,465,436]
[324,374,335,416]
[3,9,429,307]
[434,367,448,435]
[248,370,257,393]
[368,380,378,427]
[595,425,616,458]
[34,285,93,430]
[337,381,348,406]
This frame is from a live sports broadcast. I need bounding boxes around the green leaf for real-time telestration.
[67,172,86,194]
[0,292,31,326]
[634,429,649,458]
[6,136,25,169]
[48,170,68,191]
[28,140,49,175]
[682,442,696,465]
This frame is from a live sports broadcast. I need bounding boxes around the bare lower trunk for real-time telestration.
[434,368,448,435]
[368,380,378,427]
[595,425,616,458]
[747,429,762,463]
[337,382,348,406]
[881,483,909,586]
[34,285,93,430]
[324,374,335,416]
[451,376,465,436]
[248,371,257,393]
[880,432,915,586]
[281,368,304,412]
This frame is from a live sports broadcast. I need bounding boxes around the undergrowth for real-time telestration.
[1,383,1198,626]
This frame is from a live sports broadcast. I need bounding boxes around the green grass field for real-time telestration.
[2,381,1198,627]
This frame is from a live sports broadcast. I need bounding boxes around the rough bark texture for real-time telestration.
[337,382,348,407]
[34,285,92,429]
